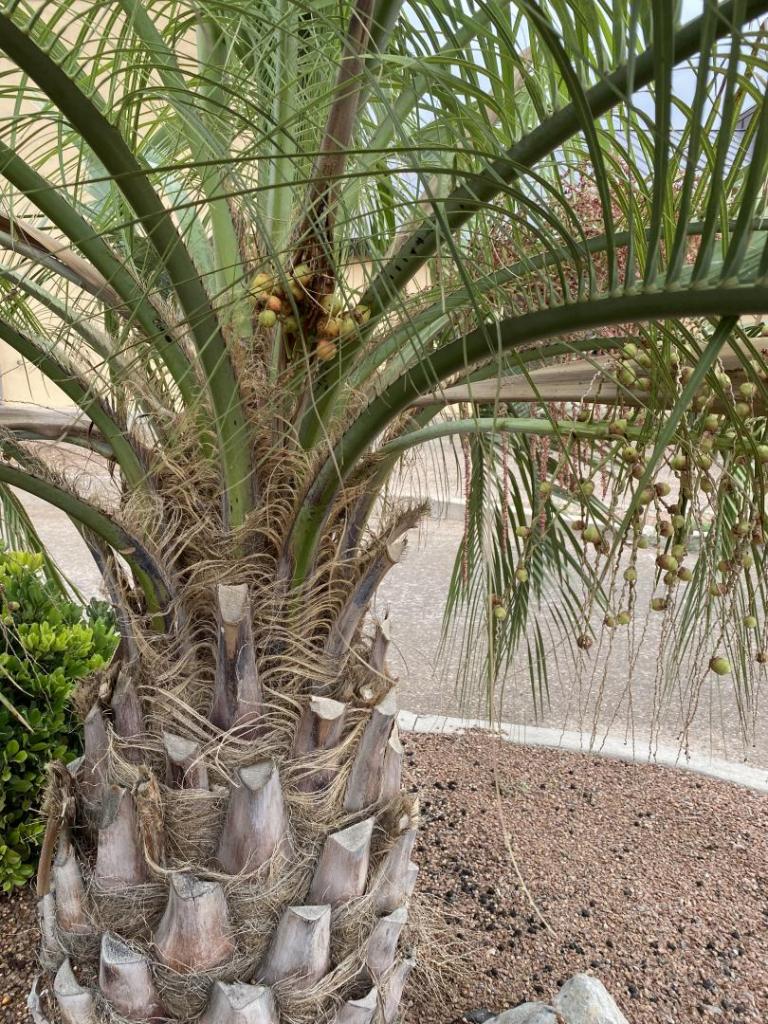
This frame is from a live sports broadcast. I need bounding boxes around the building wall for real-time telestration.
[0,343,71,407]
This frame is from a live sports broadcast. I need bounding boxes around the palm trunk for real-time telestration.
[37,574,419,1024]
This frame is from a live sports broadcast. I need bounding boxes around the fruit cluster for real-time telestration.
[250,264,370,362]
[615,336,768,420]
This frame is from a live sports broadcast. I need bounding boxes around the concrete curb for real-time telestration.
[397,711,768,794]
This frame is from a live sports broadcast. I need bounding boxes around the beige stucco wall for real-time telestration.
[0,344,71,407]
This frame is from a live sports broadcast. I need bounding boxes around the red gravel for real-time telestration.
[1,734,767,1024]
[402,732,768,1024]
[0,886,37,1022]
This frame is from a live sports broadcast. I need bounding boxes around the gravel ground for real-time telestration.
[2,733,767,1023]
[402,733,768,1024]
[0,886,36,1022]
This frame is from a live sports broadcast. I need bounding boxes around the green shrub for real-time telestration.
[0,550,117,891]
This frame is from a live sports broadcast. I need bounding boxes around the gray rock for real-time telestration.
[491,1004,559,1024]
[554,974,629,1024]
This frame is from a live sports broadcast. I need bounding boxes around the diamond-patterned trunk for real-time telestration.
[38,583,418,1023]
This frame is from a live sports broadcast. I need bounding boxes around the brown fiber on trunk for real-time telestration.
[45,567,419,1023]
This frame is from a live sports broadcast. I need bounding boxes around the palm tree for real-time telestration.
[3,1,768,1021]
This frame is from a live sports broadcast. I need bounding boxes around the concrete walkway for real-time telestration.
[379,515,768,769]
[397,711,768,793]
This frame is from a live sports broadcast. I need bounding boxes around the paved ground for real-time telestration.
[379,516,768,770]
[13,474,768,771]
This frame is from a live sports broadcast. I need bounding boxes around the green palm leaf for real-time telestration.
[1,0,768,764]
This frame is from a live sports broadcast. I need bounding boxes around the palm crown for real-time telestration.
[2,2,768,1020]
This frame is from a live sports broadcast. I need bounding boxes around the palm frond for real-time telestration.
[2,0,768,737]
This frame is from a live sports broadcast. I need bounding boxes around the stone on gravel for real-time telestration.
[554,974,629,1024]
[491,1003,559,1023]
[463,1012,496,1023]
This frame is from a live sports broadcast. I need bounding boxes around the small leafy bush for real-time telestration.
[0,550,117,890]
